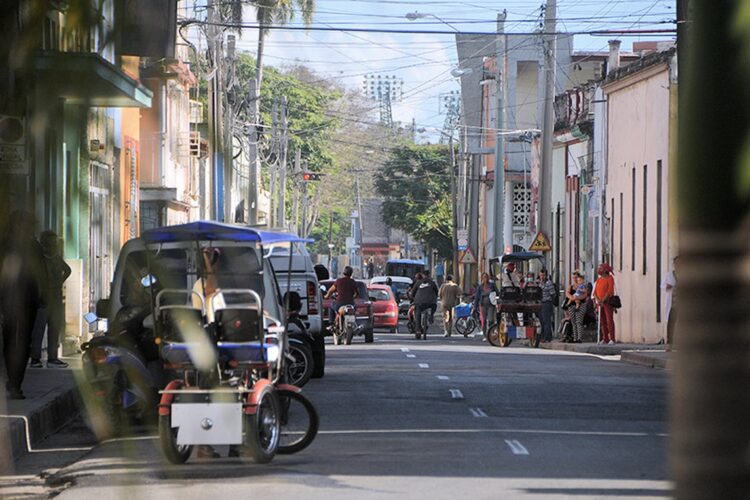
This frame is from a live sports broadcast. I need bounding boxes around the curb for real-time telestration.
[620,351,670,369]
[1,384,81,464]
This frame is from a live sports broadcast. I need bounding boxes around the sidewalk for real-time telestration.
[0,357,81,471]
[540,341,671,369]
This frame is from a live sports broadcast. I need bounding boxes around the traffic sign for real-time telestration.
[458,247,477,265]
[529,232,551,252]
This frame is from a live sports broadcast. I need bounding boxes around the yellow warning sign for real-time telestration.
[459,247,477,265]
[529,232,552,252]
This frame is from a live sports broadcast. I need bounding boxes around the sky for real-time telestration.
[188,1,676,142]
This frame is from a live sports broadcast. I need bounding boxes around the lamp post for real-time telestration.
[405,11,461,32]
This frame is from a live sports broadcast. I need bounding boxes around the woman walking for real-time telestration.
[474,272,498,340]
[593,263,616,344]
[565,271,588,343]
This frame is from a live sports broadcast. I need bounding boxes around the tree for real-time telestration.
[375,144,454,258]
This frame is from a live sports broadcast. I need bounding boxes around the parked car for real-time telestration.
[367,284,399,333]
[321,279,374,343]
[370,275,413,317]
[264,239,325,378]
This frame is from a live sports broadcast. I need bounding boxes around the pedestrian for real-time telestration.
[438,274,461,337]
[474,272,498,341]
[538,268,556,342]
[500,262,521,287]
[661,256,679,350]
[565,271,588,343]
[385,277,399,302]
[593,263,616,345]
[0,211,45,399]
[366,259,374,280]
[435,262,445,287]
[30,230,71,368]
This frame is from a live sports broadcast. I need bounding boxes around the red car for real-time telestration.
[320,279,374,341]
[367,284,399,333]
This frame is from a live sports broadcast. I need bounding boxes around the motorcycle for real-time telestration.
[407,303,433,340]
[331,304,362,345]
[81,299,161,438]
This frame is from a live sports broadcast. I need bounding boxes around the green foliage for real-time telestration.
[306,208,349,256]
[375,144,454,258]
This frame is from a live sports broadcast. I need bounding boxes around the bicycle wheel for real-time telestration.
[277,390,319,455]
[242,385,280,464]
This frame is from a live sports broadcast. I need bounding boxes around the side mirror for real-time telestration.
[320,285,326,293]
[95,298,110,318]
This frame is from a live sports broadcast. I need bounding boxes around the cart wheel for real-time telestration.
[159,415,193,464]
[277,389,319,455]
[487,323,500,347]
[242,385,280,464]
[488,320,512,347]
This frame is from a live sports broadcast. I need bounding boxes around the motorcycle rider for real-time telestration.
[412,270,439,338]
[325,266,359,332]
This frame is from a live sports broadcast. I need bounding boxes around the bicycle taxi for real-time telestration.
[486,252,546,348]
[137,221,317,464]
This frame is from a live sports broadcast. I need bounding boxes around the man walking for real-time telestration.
[538,269,556,342]
[438,274,461,337]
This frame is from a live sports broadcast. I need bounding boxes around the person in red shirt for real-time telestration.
[593,263,616,344]
[325,266,359,331]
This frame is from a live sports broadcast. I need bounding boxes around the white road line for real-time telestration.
[316,428,669,437]
[406,354,416,358]
[400,348,410,352]
[436,375,450,380]
[449,389,464,399]
[469,407,488,417]
[505,439,529,455]
[418,363,430,368]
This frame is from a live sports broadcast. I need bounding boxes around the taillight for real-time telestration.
[307,281,318,314]
[89,346,109,364]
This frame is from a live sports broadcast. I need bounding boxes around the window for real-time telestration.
[619,193,624,272]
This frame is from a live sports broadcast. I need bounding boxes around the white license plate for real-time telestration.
[171,403,243,445]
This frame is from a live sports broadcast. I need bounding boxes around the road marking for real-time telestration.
[418,363,430,368]
[406,354,416,358]
[436,375,450,380]
[400,348,410,352]
[315,428,668,437]
[449,389,464,399]
[469,407,488,417]
[505,439,529,455]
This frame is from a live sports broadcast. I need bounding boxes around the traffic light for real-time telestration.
[302,172,323,181]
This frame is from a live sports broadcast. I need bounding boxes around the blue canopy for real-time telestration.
[142,221,311,245]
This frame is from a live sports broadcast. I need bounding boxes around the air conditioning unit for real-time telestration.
[0,115,27,174]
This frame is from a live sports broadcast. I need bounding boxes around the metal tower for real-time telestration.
[363,74,403,128]
[439,90,461,144]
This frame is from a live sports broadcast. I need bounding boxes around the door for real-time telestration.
[89,160,112,307]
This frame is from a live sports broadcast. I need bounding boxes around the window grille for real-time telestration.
[512,184,531,228]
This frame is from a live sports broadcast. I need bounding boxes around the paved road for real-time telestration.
[5,330,671,499]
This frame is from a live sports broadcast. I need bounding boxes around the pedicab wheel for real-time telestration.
[287,341,314,388]
[487,323,501,347]
[528,332,540,348]
[277,389,319,455]
[158,415,193,464]
[243,385,281,464]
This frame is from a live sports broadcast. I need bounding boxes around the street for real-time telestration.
[6,329,669,499]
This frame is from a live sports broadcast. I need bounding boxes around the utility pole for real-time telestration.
[269,100,279,228]
[538,0,557,259]
[292,148,301,234]
[246,79,259,225]
[277,97,288,228]
[206,0,223,221]
[492,11,507,258]
[327,214,334,270]
[301,161,309,238]
[449,132,459,277]
[224,34,236,222]
[355,177,364,271]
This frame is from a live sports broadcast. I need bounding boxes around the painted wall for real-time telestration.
[605,64,671,343]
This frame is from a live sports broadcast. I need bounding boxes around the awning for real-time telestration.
[142,221,312,245]
[32,51,152,108]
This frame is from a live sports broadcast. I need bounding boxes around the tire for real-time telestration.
[364,330,374,343]
[455,317,476,337]
[488,321,512,347]
[242,385,281,464]
[407,319,415,334]
[287,341,314,388]
[311,343,325,379]
[345,327,354,345]
[390,327,398,334]
[159,414,193,464]
[529,332,540,348]
[332,331,341,345]
[420,311,430,340]
[277,389,319,455]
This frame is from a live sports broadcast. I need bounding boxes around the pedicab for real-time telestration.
[486,252,546,348]
[134,221,317,464]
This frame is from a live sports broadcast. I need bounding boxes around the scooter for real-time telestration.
[81,303,161,438]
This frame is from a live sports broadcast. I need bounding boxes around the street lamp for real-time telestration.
[405,11,461,32]
[450,67,473,78]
